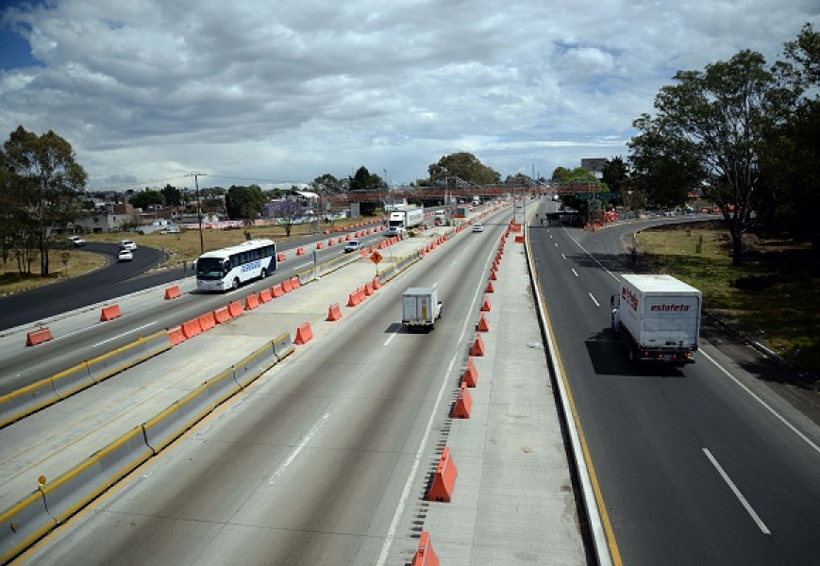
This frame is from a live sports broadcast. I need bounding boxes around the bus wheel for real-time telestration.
[232,278,239,290]
[261,268,268,278]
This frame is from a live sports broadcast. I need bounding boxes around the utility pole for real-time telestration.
[186,172,207,255]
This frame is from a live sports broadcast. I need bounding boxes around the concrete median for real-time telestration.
[0,490,56,564]
[206,367,242,407]
[0,377,61,428]
[233,342,278,388]
[272,333,294,361]
[85,330,172,383]
[142,404,184,453]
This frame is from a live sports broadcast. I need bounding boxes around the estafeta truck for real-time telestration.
[386,208,424,236]
[611,274,702,365]
[402,287,443,330]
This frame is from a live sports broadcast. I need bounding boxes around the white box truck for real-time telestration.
[611,274,701,365]
[386,208,424,236]
[402,287,443,330]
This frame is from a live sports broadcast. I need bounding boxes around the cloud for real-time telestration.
[0,0,817,189]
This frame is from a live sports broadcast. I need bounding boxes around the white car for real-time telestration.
[118,249,133,262]
[119,239,137,251]
[67,236,86,247]
[344,240,362,253]
[472,223,484,233]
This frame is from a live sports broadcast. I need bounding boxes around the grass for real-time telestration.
[636,222,820,375]
[0,250,108,296]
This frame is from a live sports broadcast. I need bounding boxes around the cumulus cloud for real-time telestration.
[0,0,817,189]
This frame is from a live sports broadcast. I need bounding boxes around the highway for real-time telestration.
[529,208,820,565]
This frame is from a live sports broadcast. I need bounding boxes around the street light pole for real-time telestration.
[187,172,206,255]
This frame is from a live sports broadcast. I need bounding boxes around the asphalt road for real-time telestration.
[529,209,820,565]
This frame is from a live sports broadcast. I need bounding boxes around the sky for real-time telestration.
[1,0,818,192]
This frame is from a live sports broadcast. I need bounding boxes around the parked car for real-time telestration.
[344,240,362,253]
[119,239,137,251]
[67,236,86,247]
[472,222,484,233]
[118,249,133,262]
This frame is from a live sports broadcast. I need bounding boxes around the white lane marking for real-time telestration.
[563,228,620,281]
[554,242,559,247]
[703,448,771,534]
[700,349,820,456]
[571,268,579,277]
[294,262,312,270]
[383,332,397,346]
[449,259,458,268]
[269,413,330,485]
[561,253,567,260]
[376,243,490,566]
[588,293,599,307]
[92,322,157,347]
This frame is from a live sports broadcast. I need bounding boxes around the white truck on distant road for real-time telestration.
[611,274,701,365]
[402,287,443,330]
[386,208,424,236]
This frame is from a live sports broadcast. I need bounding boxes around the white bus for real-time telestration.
[196,239,277,292]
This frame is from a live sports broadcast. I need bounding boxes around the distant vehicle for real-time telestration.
[611,274,702,365]
[385,208,424,236]
[472,222,484,233]
[472,196,481,205]
[434,210,447,225]
[117,249,133,262]
[344,240,362,253]
[67,236,85,247]
[401,287,443,331]
[162,225,181,234]
[552,194,560,201]
[196,239,277,292]
[119,239,137,251]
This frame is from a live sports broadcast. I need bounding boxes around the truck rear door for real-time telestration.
[642,295,701,348]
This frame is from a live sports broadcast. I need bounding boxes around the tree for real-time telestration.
[2,126,87,276]
[129,189,164,209]
[161,184,182,207]
[311,173,346,196]
[268,200,308,236]
[628,50,795,264]
[428,152,500,186]
[601,157,629,196]
[225,185,266,220]
[348,166,384,193]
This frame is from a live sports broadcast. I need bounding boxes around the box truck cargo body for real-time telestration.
[386,208,424,236]
[611,274,701,364]
[402,287,443,330]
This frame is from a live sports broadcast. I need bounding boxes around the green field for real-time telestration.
[636,221,820,375]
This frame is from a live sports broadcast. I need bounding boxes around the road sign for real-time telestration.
[370,250,383,264]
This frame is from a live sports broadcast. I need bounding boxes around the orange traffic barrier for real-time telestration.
[259,288,272,303]
[245,293,260,310]
[327,303,343,321]
[327,238,334,246]
[296,247,305,255]
[100,304,122,322]
[198,312,216,332]
[481,296,492,312]
[452,383,472,419]
[182,318,202,340]
[291,276,301,290]
[411,532,440,566]
[373,276,381,290]
[168,325,186,345]
[164,285,181,300]
[277,252,286,261]
[357,287,366,303]
[294,322,313,345]
[347,290,360,307]
[427,447,458,502]
[477,313,490,332]
[228,300,244,318]
[214,306,232,324]
[486,280,495,293]
[272,284,285,298]
[463,357,479,387]
[364,282,374,296]
[471,334,485,357]
[515,234,525,243]
[316,241,324,249]
[490,268,498,281]
[283,278,294,293]
[26,327,53,347]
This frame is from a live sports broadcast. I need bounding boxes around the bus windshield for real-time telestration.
[197,257,228,280]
